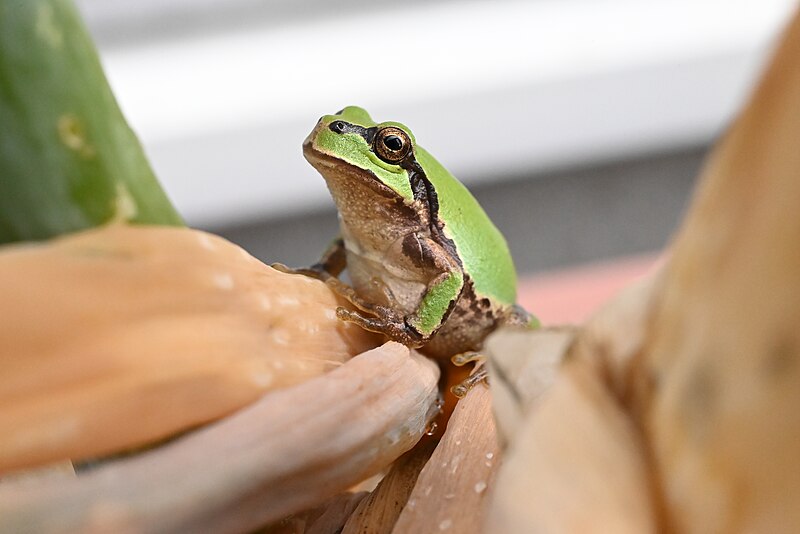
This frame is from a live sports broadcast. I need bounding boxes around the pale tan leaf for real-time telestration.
[393,384,500,534]
[0,342,440,534]
[0,224,379,472]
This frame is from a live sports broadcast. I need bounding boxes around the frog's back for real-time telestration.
[414,147,517,306]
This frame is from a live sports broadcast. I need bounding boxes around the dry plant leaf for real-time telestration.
[487,8,800,534]
[486,327,658,533]
[487,327,575,445]
[635,10,800,532]
[340,438,437,534]
[0,224,379,472]
[0,342,440,534]
[266,492,368,534]
[393,383,500,534]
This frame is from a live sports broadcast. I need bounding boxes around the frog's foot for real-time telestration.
[336,307,425,348]
[270,262,332,282]
[450,366,489,399]
[451,351,484,367]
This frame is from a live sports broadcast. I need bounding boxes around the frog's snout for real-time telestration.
[302,119,324,150]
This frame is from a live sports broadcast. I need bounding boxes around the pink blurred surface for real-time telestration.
[517,254,661,326]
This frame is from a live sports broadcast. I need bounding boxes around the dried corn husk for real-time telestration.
[486,316,658,533]
[392,382,501,534]
[486,8,800,533]
[637,9,800,531]
[0,224,379,472]
[340,438,437,534]
[0,342,440,533]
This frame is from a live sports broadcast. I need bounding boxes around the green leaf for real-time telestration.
[0,0,183,244]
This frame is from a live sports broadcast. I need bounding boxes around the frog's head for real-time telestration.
[303,106,417,203]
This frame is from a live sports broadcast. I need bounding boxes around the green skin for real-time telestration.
[300,106,531,359]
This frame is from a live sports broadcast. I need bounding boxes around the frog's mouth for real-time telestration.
[303,144,399,200]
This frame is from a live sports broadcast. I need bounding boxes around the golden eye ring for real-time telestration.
[374,127,412,164]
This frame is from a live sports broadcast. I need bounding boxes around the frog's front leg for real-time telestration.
[336,268,464,347]
[337,236,465,349]
[335,306,425,347]
[271,237,346,281]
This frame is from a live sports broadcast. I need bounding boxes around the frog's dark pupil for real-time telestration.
[330,121,346,134]
[383,135,404,151]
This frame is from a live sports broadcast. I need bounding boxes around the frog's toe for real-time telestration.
[270,262,292,273]
[336,307,425,348]
[451,351,483,367]
[271,262,328,281]
[450,366,489,398]
[336,307,390,333]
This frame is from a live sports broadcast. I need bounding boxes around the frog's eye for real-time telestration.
[330,121,347,134]
[374,127,412,164]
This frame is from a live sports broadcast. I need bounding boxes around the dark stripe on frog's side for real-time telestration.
[397,157,468,327]
[404,159,447,242]
[398,156,469,329]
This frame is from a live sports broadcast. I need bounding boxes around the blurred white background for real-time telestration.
[76,0,797,273]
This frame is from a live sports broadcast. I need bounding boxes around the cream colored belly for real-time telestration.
[344,240,429,316]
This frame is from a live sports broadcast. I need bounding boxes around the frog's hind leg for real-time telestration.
[449,351,488,398]
[449,304,537,398]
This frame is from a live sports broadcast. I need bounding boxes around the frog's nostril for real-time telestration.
[330,121,347,134]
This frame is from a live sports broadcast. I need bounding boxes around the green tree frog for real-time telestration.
[278,106,533,387]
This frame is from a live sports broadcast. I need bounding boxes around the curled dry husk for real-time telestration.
[0,224,442,533]
[485,8,800,533]
[0,224,380,472]
[0,341,441,533]
[322,371,503,534]
[391,381,501,533]
[485,281,659,533]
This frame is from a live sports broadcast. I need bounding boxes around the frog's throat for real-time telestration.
[304,148,399,202]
